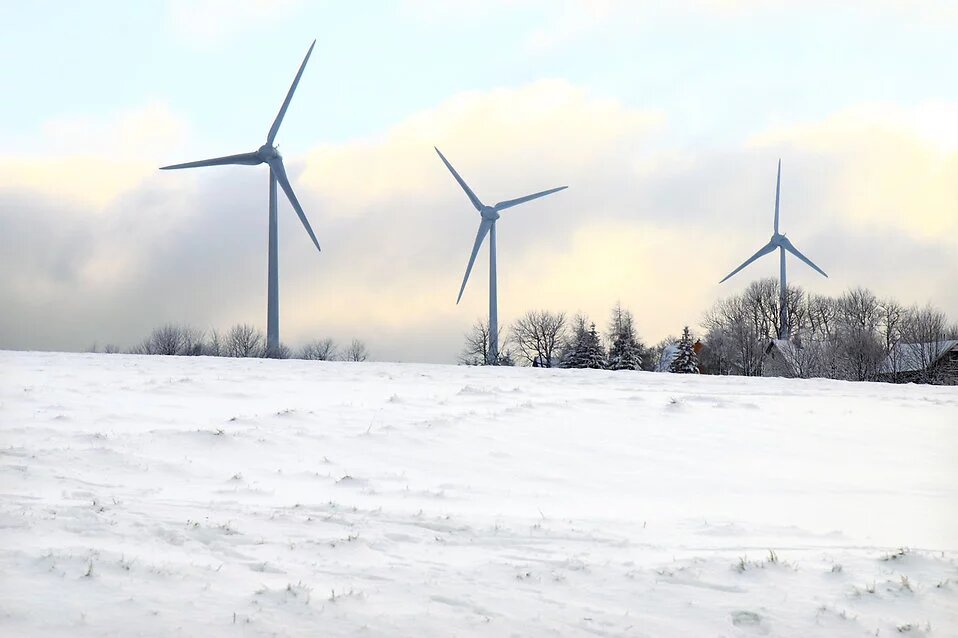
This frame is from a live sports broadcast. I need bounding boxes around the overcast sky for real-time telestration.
[2,0,957,362]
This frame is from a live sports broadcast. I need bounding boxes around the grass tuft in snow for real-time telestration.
[900,575,913,592]
[882,547,909,561]
[328,588,364,603]
[734,549,794,573]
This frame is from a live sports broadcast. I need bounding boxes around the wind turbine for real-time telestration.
[435,147,567,365]
[160,40,320,354]
[719,160,827,339]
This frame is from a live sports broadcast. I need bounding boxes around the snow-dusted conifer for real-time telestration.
[669,326,700,374]
[566,322,606,369]
[560,315,587,368]
[607,303,644,371]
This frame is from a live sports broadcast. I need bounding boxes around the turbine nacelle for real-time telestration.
[480,206,500,221]
[433,147,567,305]
[718,161,826,285]
[258,144,281,162]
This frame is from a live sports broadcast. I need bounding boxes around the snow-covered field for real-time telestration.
[1,351,956,637]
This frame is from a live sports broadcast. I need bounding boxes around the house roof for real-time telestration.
[655,343,679,372]
[766,338,801,359]
[762,338,802,374]
[880,340,958,374]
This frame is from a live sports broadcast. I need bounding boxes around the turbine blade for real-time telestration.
[270,159,321,253]
[435,147,483,212]
[457,219,493,304]
[781,237,827,278]
[719,240,777,283]
[267,40,316,145]
[774,159,781,234]
[495,186,567,211]
[160,152,262,170]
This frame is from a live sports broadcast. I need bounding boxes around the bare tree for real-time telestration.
[342,338,368,362]
[265,343,291,359]
[902,304,950,383]
[699,326,735,375]
[837,328,883,381]
[137,325,179,355]
[835,287,883,381]
[299,338,338,361]
[781,337,829,379]
[743,278,784,340]
[205,328,223,356]
[807,294,838,341]
[703,294,763,375]
[225,323,265,358]
[511,310,566,367]
[799,294,842,378]
[103,344,120,354]
[133,323,203,356]
[878,298,906,355]
[459,319,510,365]
[181,326,205,356]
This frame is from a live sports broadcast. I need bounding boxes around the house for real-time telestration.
[878,340,958,385]
[762,337,839,379]
[655,340,703,372]
[761,339,802,378]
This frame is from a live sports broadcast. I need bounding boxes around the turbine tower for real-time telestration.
[435,148,567,365]
[719,160,827,340]
[160,40,320,354]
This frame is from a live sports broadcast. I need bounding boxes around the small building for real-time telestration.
[655,340,703,372]
[878,340,958,385]
[762,339,802,378]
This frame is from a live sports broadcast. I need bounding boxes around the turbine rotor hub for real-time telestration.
[258,144,281,161]
[480,206,500,221]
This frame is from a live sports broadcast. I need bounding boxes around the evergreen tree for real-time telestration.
[568,322,606,369]
[560,314,589,368]
[606,303,644,370]
[669,326,700,374]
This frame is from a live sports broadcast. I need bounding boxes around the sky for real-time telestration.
[1,0,957,362]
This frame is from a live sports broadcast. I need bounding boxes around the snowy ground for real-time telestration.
[1,351,956,637]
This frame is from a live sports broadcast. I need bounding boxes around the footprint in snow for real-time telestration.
[731,610,767,633]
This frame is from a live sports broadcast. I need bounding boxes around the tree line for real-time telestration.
[459,302,671,371]
[700,279,956,383]
[88,279,954,384]
[459,280,956,383]
[92,323,368,362]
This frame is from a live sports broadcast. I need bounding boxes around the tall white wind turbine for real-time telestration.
[160,41,320,355]
[719,160,827,339]
[435,148,567,364]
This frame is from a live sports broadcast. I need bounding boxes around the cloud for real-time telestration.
[298,80,663,219]
[749,102,958,240]
[506,0,958,53]
[1,87,956,361]
[166,0,303,46]
[0,103,187,209]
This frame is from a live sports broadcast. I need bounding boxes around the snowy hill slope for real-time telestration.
[1,351,956,636]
